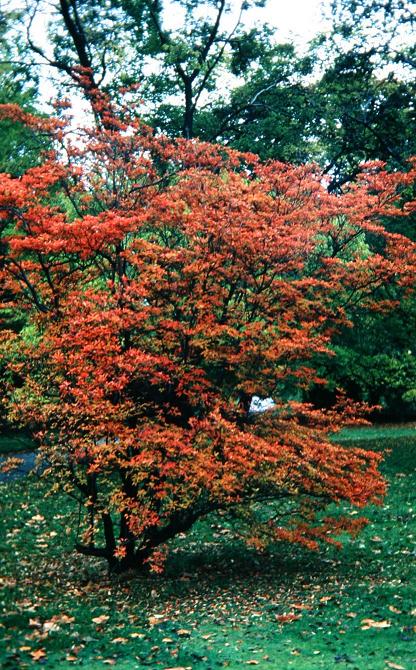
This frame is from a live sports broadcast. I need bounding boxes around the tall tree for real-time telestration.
[201,43,317,161]
[313,49,416,191]
[331,0,416,69]
[16,0,269,136]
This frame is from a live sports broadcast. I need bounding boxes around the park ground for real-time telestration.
[1,426,415,669]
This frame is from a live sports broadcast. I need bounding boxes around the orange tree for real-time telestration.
[0,100,415,572]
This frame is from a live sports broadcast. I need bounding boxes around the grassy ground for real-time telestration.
[1,426,415,669]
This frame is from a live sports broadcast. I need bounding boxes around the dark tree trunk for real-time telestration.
[183,80,194,139]
[77,500,216,573]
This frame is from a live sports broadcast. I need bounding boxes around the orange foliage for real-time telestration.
[0,101,415,572]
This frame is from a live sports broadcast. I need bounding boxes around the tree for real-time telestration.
[211,39,416,191]
[330,0,415,69]
[204,43,317,162]
[0,9,49,176]
[312,49,416,192]
[1,101,415,573]
[304,4,416,413]
[15,0,269,137]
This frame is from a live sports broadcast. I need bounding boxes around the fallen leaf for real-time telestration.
[148,614,165,626]
[111,637,128,644]
[66,655,78,662]
[58,614,75,624]
[388,606,402,614]
[29,618,42,628]
[30,649,46,661]
[361,619,391,630]
[176,629,191,637]
[386,663,405,670]
[92,615,110,625]
[245,663,260,666]
[28,515,45,524]
[276,613,301,623]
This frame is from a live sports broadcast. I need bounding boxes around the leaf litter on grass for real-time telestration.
[1,427,416,668]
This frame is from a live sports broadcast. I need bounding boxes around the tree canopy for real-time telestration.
[0,100,415,571]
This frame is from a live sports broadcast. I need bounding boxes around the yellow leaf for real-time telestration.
[30,649,46,661]
[58,614,75,624]
[361,619,391,629]
[92,614,109,625]
[386,662,405,670]
[148,614,165,625]
[29,618,42,628]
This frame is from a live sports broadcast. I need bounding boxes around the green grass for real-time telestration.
[1,427,416,669]
[336,423,416,443]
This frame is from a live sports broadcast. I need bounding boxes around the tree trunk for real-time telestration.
[183,80,194,139]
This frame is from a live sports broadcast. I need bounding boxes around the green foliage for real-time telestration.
[0,15,48,176]
[330,0,415,69]
[308,301,416,421]
[312,49,416,190]
[205,43,316,162]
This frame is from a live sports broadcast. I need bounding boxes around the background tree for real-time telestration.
[14,0,269,136]
[301,1,416,417]
[0,9,49,176]
[312,49,416,192]
[330,0,416,70]
[202,43,317,162]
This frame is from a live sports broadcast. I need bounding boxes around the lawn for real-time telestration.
[1,426,415,669]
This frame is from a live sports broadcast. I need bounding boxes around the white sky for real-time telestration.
[163,0,332,50]
[8,0,332,54]
[265,0,332,46]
